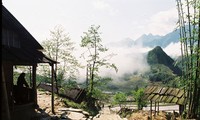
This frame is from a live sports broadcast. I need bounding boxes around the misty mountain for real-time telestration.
[108,29,180,48]
[107,37,134,47]
[147,46,181,76]
[134,33,162,46]
[134,30,180,48]
[97,46,182,93]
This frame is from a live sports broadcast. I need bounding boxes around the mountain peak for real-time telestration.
[147,46,181,75]
[153,46,163,51]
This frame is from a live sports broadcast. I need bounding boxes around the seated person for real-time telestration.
[15,72,30,104]
[17,72,29,88]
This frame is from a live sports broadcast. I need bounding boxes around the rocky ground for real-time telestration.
[36,90,89,120]
[36,90,127,120]
[35,90,181,120]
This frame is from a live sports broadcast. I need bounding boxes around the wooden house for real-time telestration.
[1,5,56,120]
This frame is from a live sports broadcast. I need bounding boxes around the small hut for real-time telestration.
[144,86,187,117]
[1,5,57,120]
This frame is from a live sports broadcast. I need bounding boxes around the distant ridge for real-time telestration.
[134,30,180,48]
[108,29,180,48]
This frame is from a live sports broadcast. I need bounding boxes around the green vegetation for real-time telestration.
[148,64,176,83]
[146,46,182,86]
[147,46,182,75]
[132,88,147,110]
[80,25,118,96]
[11,2,199,117]
[63,98,98,116]
[176,0,200,118]
[112,92,127,107]
[80,25,118,113]
[40,25,81,93]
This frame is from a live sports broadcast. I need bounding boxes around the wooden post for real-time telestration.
[157,102,159,115]
[1,65,11,120]
[51,64,55,114]
[150,101,152,120]
[32,64,37,105]
[29,66,32,87]
[154,102,156,117]
[179,105,184,115]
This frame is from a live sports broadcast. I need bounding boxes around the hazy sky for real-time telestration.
[3,0,180,80]
[2,0,178,44]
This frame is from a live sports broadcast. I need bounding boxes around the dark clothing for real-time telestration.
[15,73,29,104]
[17,74,29,88]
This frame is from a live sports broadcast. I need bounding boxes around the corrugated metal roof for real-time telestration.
[144,86,187,105]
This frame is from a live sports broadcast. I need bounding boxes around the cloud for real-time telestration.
[74,40,152,83]
[163,42,181,59]
[146,7,178,35]
[92,0,118,16]
[97,43,151,79]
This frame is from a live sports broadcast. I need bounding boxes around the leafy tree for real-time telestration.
[80,25,118,97]
[59,79,78,91]
[92,88,109,102]
[132,88,147,110]
[112,92,127,108]
[176,0,200,118]
[40,25,80,93]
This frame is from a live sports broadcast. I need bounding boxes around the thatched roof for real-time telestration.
[38,83,86,103]
[144,86,187,105]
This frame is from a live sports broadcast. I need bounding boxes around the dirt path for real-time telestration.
[37,90,65,115]
[93,107,127,120]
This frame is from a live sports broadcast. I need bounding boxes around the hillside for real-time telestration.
[147,46,181,75]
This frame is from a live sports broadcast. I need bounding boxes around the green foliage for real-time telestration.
[36,74,51,85]
[132,88,147,110]
[147,46,181,84]
[147,46,171,65]
[40,25,81,84]
[112,92,127,107]
[103,74,149,94]
[94,77,112,90]
[62,79,78,89]
[147,46,182,75]
[63,98,84,109]
[176,0,200,118]
[148,64,176,83]
[92,88,109,102]
[167,76,182,88]
[13,66,34,86]
[80,25,117,96]
[54,94,99,116]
